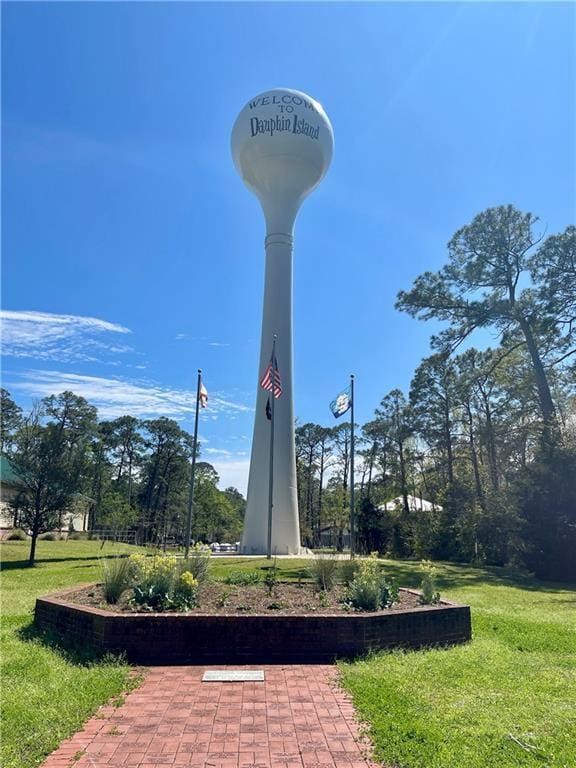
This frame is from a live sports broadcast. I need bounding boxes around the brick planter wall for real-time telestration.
[34,587,471,664]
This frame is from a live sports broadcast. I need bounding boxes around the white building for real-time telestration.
[378,495,442,513]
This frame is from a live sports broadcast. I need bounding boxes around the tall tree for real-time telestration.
[295,423,332,546]
[330,423,353,550]
[193,463,242,543]
[42,391,97,527]
[0,389,22,454]
[396,205,564,427]
[374,390,414,514]
[138,418,193,543]
[10,402,90,565]
[529,224,576,363]
[105,415,144,506]
[409,354,457,486]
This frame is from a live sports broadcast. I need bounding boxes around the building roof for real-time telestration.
[0,456,19,486]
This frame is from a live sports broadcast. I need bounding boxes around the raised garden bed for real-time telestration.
[34,584,471,663]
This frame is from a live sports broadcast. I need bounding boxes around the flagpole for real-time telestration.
[350,373,355,558]
[184,369,202,559]
[267,335,277,559]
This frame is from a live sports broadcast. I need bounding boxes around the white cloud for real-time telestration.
[1,310,131,362]
[204,448,248,459]
[210,459,250,495]
[174,334,230,348]
[6,369,252,421]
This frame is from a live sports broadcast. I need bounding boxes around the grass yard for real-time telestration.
[0,540,143,768]
[1,543,574,768]
[338,561,576,768]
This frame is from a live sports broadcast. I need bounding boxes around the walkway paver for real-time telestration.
[41,666,379,768]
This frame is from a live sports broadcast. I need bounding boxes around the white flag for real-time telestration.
[199,383,208,408]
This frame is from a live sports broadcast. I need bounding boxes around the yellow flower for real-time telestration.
[179,571,198,589]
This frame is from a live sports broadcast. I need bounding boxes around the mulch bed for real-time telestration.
[69,582,426,615]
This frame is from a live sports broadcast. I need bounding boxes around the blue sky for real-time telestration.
[2,2,575,493]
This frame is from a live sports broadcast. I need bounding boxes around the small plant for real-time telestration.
[263,560,279,596]
[309,555,339,592]
[172,571,199,611]
[6,528,27,541]
[130,553,178,611]
[224,569,262,585]
[339,558,360,586]
[181,543,211,583]
[101,555,133,604]
[346,554,398,611]
[419,560,441,605]
[217,588,231,608]
[318,589,329,608]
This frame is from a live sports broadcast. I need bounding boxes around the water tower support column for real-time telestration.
[241,232,300,555]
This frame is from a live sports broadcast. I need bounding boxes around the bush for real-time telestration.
[181,543,211,583]
[6,528,27,541]
[172,571,199,611]
[223,569,262,585]
[101,556,133,604]
[339,558,360,586]
[130,553,177,611]
[39,532,58,541]
[68,531,89,541]
[419,560,441,604]
[129,553,199,611]
[308,555,339,592]
[346,554,398,611]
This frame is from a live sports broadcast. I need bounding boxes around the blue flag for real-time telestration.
[330,389,351,418]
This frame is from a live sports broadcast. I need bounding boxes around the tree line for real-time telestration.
[2,205,574,578]
[296,206,575,581]
[0,390,245,565]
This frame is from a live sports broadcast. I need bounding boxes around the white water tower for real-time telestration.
[231,88,333,554]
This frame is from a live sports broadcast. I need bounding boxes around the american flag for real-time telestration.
[260,358,282,398]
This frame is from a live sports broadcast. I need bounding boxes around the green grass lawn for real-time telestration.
[338,561,576,768]
[1,543,574,768]
[1,540,143,768]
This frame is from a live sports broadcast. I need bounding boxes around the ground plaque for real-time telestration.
[202,670,265,682]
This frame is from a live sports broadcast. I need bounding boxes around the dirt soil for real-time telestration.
[67,582,430,615]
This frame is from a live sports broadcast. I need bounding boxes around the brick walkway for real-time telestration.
[41,665,379,768]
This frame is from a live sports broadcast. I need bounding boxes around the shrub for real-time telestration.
[101,556,133,604]
[339,558,360,586]
[172,571,199,611]
[419,560,441,604]
[39,532,58,541]
[68,531,89,541]
[346,554,398,611]
[181,543,211,583]
[223,569,262,586]
[309,555,339,592]
[130,553,178,611]
[6,528,27,541]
